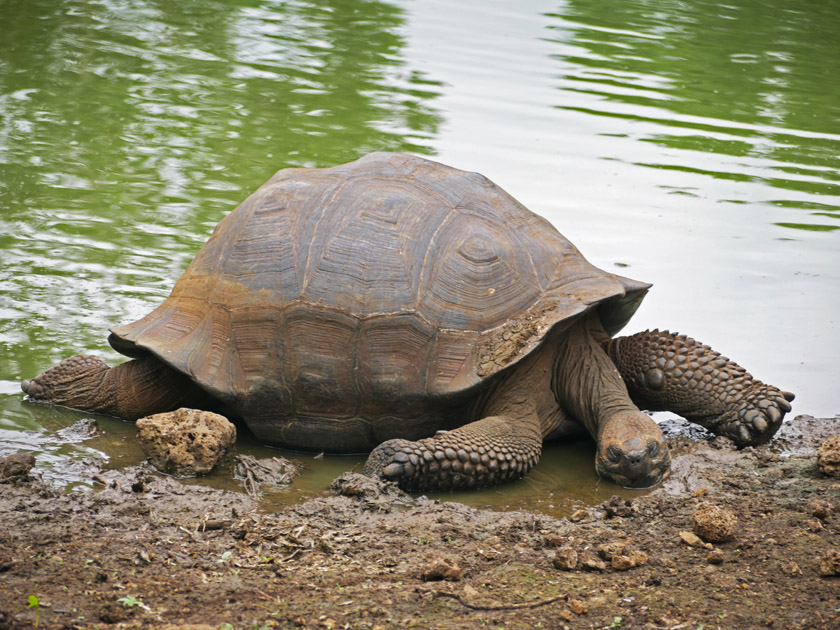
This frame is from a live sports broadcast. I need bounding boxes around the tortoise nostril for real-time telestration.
[625,451,645,466]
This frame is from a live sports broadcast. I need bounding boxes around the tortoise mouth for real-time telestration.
[607,467,670,489]
[596,446,671,489]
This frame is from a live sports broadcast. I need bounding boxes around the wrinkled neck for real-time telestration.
[550,313,638,439]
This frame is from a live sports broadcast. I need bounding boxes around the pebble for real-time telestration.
[817,435,840,477]
[692,503,737,543]
[817,549,840,577]
[552,547,578,571]
[420,555,462,582]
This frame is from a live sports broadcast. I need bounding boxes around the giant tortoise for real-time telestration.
[22,153,794,491]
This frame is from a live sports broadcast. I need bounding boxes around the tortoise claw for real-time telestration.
[714,384,793,447]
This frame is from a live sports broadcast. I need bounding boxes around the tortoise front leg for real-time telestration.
[603,330,794,446]
[364,413,542,492]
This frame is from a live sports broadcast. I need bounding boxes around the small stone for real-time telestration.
[817,436,840,477]
[679,531,713,549]
[606,544,647,571]
[568,599,588,615]
[136,408,236,477]
[806,499,833,520]
[692,503,737,543]
[544,533,565,547]
[581,554,607,572]
[597,541,626,560]
[0,452,36,483]
[552,547,578,571]
[817,549,840,577]
[611,555,636,571]
[707,548,725,565]
[570,509,588,522]
[421,555,462,582]
[781,560,802,576]
[602,495,634,518]
[690,487,709,498]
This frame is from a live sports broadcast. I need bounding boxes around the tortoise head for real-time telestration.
[596,410,670,488]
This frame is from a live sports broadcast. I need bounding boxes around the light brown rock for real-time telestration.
[818,436,840,477]
[136,408,236,477]
[817,549,840,577]
[679,531,713,549]
[692,503,737,543]
[552,547,578,571]
[421,555,462,581]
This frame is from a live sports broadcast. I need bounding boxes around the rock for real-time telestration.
[615,550,648,571]
[692,503,737,543]
[597,541,627,560]
[602,495,634,518]
[781,560,802,576]
[569,509,588,522]
[544,533,565,547]
[0,452,36,483]
[679,531,713,550]
[806,499,833,520]
[568,598,588,615]
[421,555,462,581]
[817,436,840,477]
[818,549,840,577]
[136,408,236,477]
[597,541,647,570]
[581,553,607,572]
[552,547,578,570]
[611,555,634,571]
[706,548,725,565]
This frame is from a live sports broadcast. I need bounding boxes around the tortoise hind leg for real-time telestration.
[22,354,214,421]
[603,330,794,446]
[364,413,542,492]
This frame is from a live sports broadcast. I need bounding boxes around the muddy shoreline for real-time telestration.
[1,414,839,630]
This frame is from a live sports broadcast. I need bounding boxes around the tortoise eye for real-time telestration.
[647,442,661,457]
[607,446,622,463]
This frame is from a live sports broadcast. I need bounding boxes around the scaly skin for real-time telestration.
[22,354,210,420]
[364,415,542,492]
[603,330,794,446]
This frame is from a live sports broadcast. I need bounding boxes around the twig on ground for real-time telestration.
[418,588,566,611]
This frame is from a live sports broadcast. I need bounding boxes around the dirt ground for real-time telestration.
[1,414,839,630]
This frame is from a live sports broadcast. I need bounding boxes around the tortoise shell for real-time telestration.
[110,153,649,450]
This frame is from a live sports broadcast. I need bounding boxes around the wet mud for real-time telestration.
[1,414,839,630]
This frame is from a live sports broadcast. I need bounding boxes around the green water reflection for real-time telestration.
[547,0,840,230]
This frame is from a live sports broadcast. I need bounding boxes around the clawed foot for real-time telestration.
[363,416,542,492]
[705,385,794,447]
[605,330,795,449]
[21,355,110,407]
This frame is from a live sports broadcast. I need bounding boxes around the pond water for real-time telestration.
[1,0,838,516]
